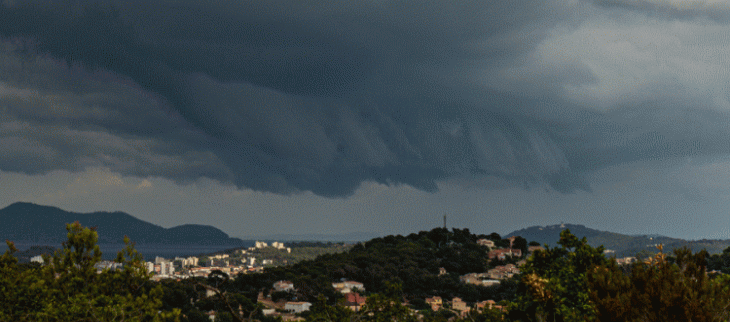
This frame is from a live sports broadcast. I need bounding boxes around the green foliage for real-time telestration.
[271,290,295,302]
[361,293,418,322]
[509,229,609,322]
[513,224,730,258]
[512,236,528,255]
[507,229,730,322]
[483,276,519,302]
[708,245,730,274]
[15,225,730,322]
[408,298,430,311]
[231,228,730,322]
[184,308,210,322]
[249,228,501,304]
[304,294,355,322]
[420,308,456,322]
[0,222,179,321]
[304,292,417,322]
[588,246,730,322]
[215,311,235,322]
[160,273,265,322]
[465,306,505,322]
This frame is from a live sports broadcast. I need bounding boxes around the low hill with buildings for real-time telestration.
[506,223,730,257]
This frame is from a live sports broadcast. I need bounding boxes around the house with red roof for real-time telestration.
[344,292,366,311]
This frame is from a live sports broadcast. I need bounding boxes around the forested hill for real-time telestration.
[506,223,730,256]
[0,202,247,246]
[506,224,644,249]
[235,228,524,304]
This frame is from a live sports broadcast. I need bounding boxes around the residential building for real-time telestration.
[460,273,483,284]
[30,255,44,264]
[452,297,469,317]
[160,261,174,276]
[182,256,199,267]
[615,257,636,265]
[94,261,123,272]
[284,302,312,313]
[145,261,155,274]
[476,300,500,312]
[528,245,545,253]
[476,300,490,311]
[487,264,520,280]
[425,296,443,311]
[332,280,366,293]
[477,239,496,248]
[488,248,522,260]
[274,280,294,292]
[343,281,365,292]
[460,272,503,286]
[344,292,366,311]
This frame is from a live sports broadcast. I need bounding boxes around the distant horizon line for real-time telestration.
[3,201,722,242]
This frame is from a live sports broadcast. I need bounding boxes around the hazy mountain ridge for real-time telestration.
[0,202,247,246]
[5,202,730,258]
[506,223,730,256]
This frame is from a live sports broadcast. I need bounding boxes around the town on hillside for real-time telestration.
[14,226,728,322]
[26,234,570,321]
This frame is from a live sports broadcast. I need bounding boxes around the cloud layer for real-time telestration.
[1,0,729,197]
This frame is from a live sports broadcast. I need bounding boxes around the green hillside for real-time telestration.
[232,228,522,305]
[506,223,730,257]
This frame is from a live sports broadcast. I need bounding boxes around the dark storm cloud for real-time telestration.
[592,0,730,22]
[1,0,727,197]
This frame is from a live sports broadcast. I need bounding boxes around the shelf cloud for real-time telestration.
[1,0,729,198]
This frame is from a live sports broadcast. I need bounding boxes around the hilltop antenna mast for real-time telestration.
[443,214,447,229]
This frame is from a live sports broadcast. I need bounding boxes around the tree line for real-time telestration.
[4,224,730,321]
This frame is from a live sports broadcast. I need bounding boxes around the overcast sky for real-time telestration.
[1,0,730,240]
